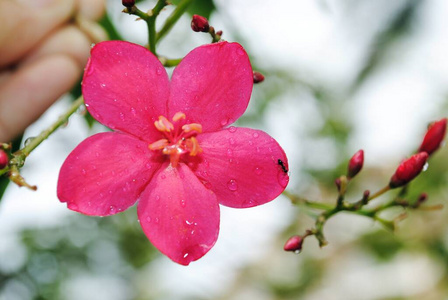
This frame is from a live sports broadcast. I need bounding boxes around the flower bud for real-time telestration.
[347,149,364,178]
[216,30,223,36]
[253,71,265,84]
[334,177,341,191]
[191,15,210,32]
[284,235,303,253]
[122,0,135,7]
[0,150,8,169]
[417,193,428,205]
[418,118,447,156]
[389,152,428,188]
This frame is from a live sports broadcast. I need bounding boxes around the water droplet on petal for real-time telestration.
[145,163,152,169]
[221,118,229,126]
[180,199,186,207]
[186,220,193,225]
[68,203,78,210]
[130,107,137,116]
[229,138,235,145]
[109,205,117,214]
[100,83,106,88]
[277,172,289,188]
[154,217,159,224]
[119,112,125,121]
[237,48,245,56]
[254,166,263,175]
[146,216,152,223]
[227,179,238,191]
[161,174,166,180]
[183,252,189,259]
[228,126,237,133]
[226,149,233,157]
[423,162,429,171]
[156,66,163,75]
[81,169,86,175]
[253,132,259,138]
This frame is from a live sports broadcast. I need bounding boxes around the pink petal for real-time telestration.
[58,132,161,216]
[192,127,289,208]
[137,163,220,265]
[82,41,169,141]
[169,42,253,132]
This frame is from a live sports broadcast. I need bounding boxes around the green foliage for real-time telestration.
[170,0,216,19]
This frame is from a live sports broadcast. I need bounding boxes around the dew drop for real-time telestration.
[237,48,245,56]
[145,163,152,169]
[109,205,117,213]
[100,83,106,88]
[186,220,194,225]
[161,174,166,180]
[228,126,237,133]
[253,132,259,138]
[155,217,159,224]
[130,107,137,116]
[156,66,163,75]
[254,166,263,175]
[68,203,78,210]
[248,140,253,146]
[229,138,236,145]
[277,172,289,188]
[81,169,86,175]
[180,199,186,207]
[146,216,152,223]
[119,112,125,121]
[294,250,301,254]
[221,118,229,126]
[183,252,189,258]
[226,149,233,157]
[77,105,87,116]
[24,137,35,147]
[423,162,429,172]
[227,179,238,191]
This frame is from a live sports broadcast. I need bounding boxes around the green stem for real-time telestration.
[159,56,182,67]
[156,0,194,43]
[368,185,391,201]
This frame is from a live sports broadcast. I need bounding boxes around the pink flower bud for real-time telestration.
[334,178,341,191]
[216,30,223,36]
[122,0,135,7]
[284,235,303,252]
[0,150,7,169]
[191,15,210,32]
[253,71,265,84]
[389,152,428,188]
[418,118,447,156]
[347,149,364,178]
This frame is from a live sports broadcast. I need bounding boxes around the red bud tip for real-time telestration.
[0,150,7,169]
[417,193,428,204]
[216,30,223,36]
[347,149,364,178]
[284,235,303,252]
[191,15,210,32]
[122,0,135,7]
[418,118,447,156]
[334,178,341,191]
[389,152,429,188]
[253,71,265,84]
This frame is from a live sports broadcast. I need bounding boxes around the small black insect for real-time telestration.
[277,159,288,174]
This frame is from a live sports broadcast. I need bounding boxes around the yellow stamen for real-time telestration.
[154,116,174,132]
[186,137,202,156]
[172,112,186,122]
[148,139,169,150]
[182,123,203,134]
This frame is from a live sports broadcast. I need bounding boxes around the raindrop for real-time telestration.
[24,137,35,147]
[237,48,245,56]
[156,67,163,75]
[226,149,233,157]
[183,252,189,258]
[186,220,193,225]
[180,199,186,207]
[248,140,253,146]
[145,163,152,169]
[228,126,237,133]
[154,217,159,224]
[220,118,229,126]
[100,83,106,88]
[423,162,429,172]
[68,203,78,210]
[254,166,263,175]
[130,107,137,116]
[227,179,238,191]
[119,112,125,121]
[277,172,289,188]
[146,216,152,223]
[253,132,259,138]
[294,250,301,254]
[77,105,87,116]
[109,205,117,213]
[81,169,86,175]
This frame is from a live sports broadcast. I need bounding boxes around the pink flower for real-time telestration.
[58,41,289,265]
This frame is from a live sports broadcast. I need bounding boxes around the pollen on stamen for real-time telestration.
[154,116,174,132]
[186,137,202,156]
[149,139,169,150]
[172,112,186,122]
[182,123,202,134]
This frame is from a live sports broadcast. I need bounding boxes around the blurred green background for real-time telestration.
[1,0,448,299]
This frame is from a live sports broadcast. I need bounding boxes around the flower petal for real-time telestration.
[58,132,161,216]
[192,127,289,208]
[169,42,253,132]
[137,163,220,265]
[82,41,169,141]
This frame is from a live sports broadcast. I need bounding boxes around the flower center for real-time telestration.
[148,112,203,167]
